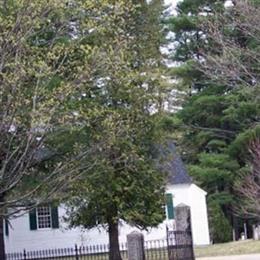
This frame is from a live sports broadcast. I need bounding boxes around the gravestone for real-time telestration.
[253,224,260,240]
[127,231,145,260]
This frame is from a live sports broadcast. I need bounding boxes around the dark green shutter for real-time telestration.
[5,219,9,236]
[29,209,37,230]
[51,206,59,229]
[166,193,174,220]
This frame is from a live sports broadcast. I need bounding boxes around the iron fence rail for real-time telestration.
[6,239,168,260]
[145,239,168,260]
[167,231,195,260]
[7,244,126,260]
[7,231,194,260]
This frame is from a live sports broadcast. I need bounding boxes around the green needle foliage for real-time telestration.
[166,0,260,243]
[57,1,169,260]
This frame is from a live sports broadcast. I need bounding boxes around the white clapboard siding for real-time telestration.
[5,183,210,253]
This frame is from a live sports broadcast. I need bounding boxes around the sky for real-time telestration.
[164,0,234,10]
[164,0,179,15]
[164,0,178,7]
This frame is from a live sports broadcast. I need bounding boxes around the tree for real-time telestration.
[165,0,235,243]
[232,127,260,219]
[236,139,260,219]
[165,0,260,242]
[198,0,260,88]
[209,201,233,243]
[0,0,136,257]
[64,1,168,260]
[0,1,91,257]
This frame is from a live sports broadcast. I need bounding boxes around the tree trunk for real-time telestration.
[232,214,239,241]
[108,221,122,260]
[0,216,5,260]
[0,193,5,260]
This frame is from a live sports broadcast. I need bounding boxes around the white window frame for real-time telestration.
[36,205,52,230]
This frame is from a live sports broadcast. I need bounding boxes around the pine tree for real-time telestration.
[166,0,260,242]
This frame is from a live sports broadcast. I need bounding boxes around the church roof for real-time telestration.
[155,141,192,185]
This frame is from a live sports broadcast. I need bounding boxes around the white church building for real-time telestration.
[5,142,210,253]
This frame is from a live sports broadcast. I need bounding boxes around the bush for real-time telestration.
[209,202,233,243]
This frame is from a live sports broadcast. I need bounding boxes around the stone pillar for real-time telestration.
[175,203,192,232]
[174,203,195,260]
[127,231,145,260]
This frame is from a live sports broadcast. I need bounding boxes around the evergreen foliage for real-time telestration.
[166,0,260,243]
[209,201,233,243]
[61,1,168,260]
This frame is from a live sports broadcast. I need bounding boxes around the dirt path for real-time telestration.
[197,254,260,260]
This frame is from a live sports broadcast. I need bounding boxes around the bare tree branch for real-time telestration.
[235,139,260,220]
[198,0,260,88]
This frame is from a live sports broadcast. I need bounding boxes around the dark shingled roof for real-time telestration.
[155,141,192,185]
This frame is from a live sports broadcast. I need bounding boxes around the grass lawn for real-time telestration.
[195,239,260,258]
[11,240,260,260]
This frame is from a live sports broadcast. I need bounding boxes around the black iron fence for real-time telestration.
[6,239,169,260]
[7,231,194,260]
[145,239,168,259]
[167,230,195,260]
[6,243,126,260]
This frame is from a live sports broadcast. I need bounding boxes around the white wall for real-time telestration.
[113,183,210,245]
[166,183,210,245]
[5,183,210,253]
[5,209,168,253]
[5,206,108,253]
[189,184,210,245]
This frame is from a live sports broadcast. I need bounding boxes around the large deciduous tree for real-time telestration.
[0,0,135,257]
[0,1,89,257]
[231,126,260,219]
[236,138,260,219]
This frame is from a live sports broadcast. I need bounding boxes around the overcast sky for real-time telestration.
[164,0,178,6]
[163,0,179,15]
[164,0,234,10]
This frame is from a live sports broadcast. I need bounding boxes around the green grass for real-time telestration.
[195,239,260,258]
[16,240,260,260]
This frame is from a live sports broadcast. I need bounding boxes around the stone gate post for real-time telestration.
[175,203,192,232]
[127,231,145,260]
[174,203,195,260]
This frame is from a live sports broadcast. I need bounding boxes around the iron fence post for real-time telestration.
[23,249,26,260]
[75,244,79,260]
